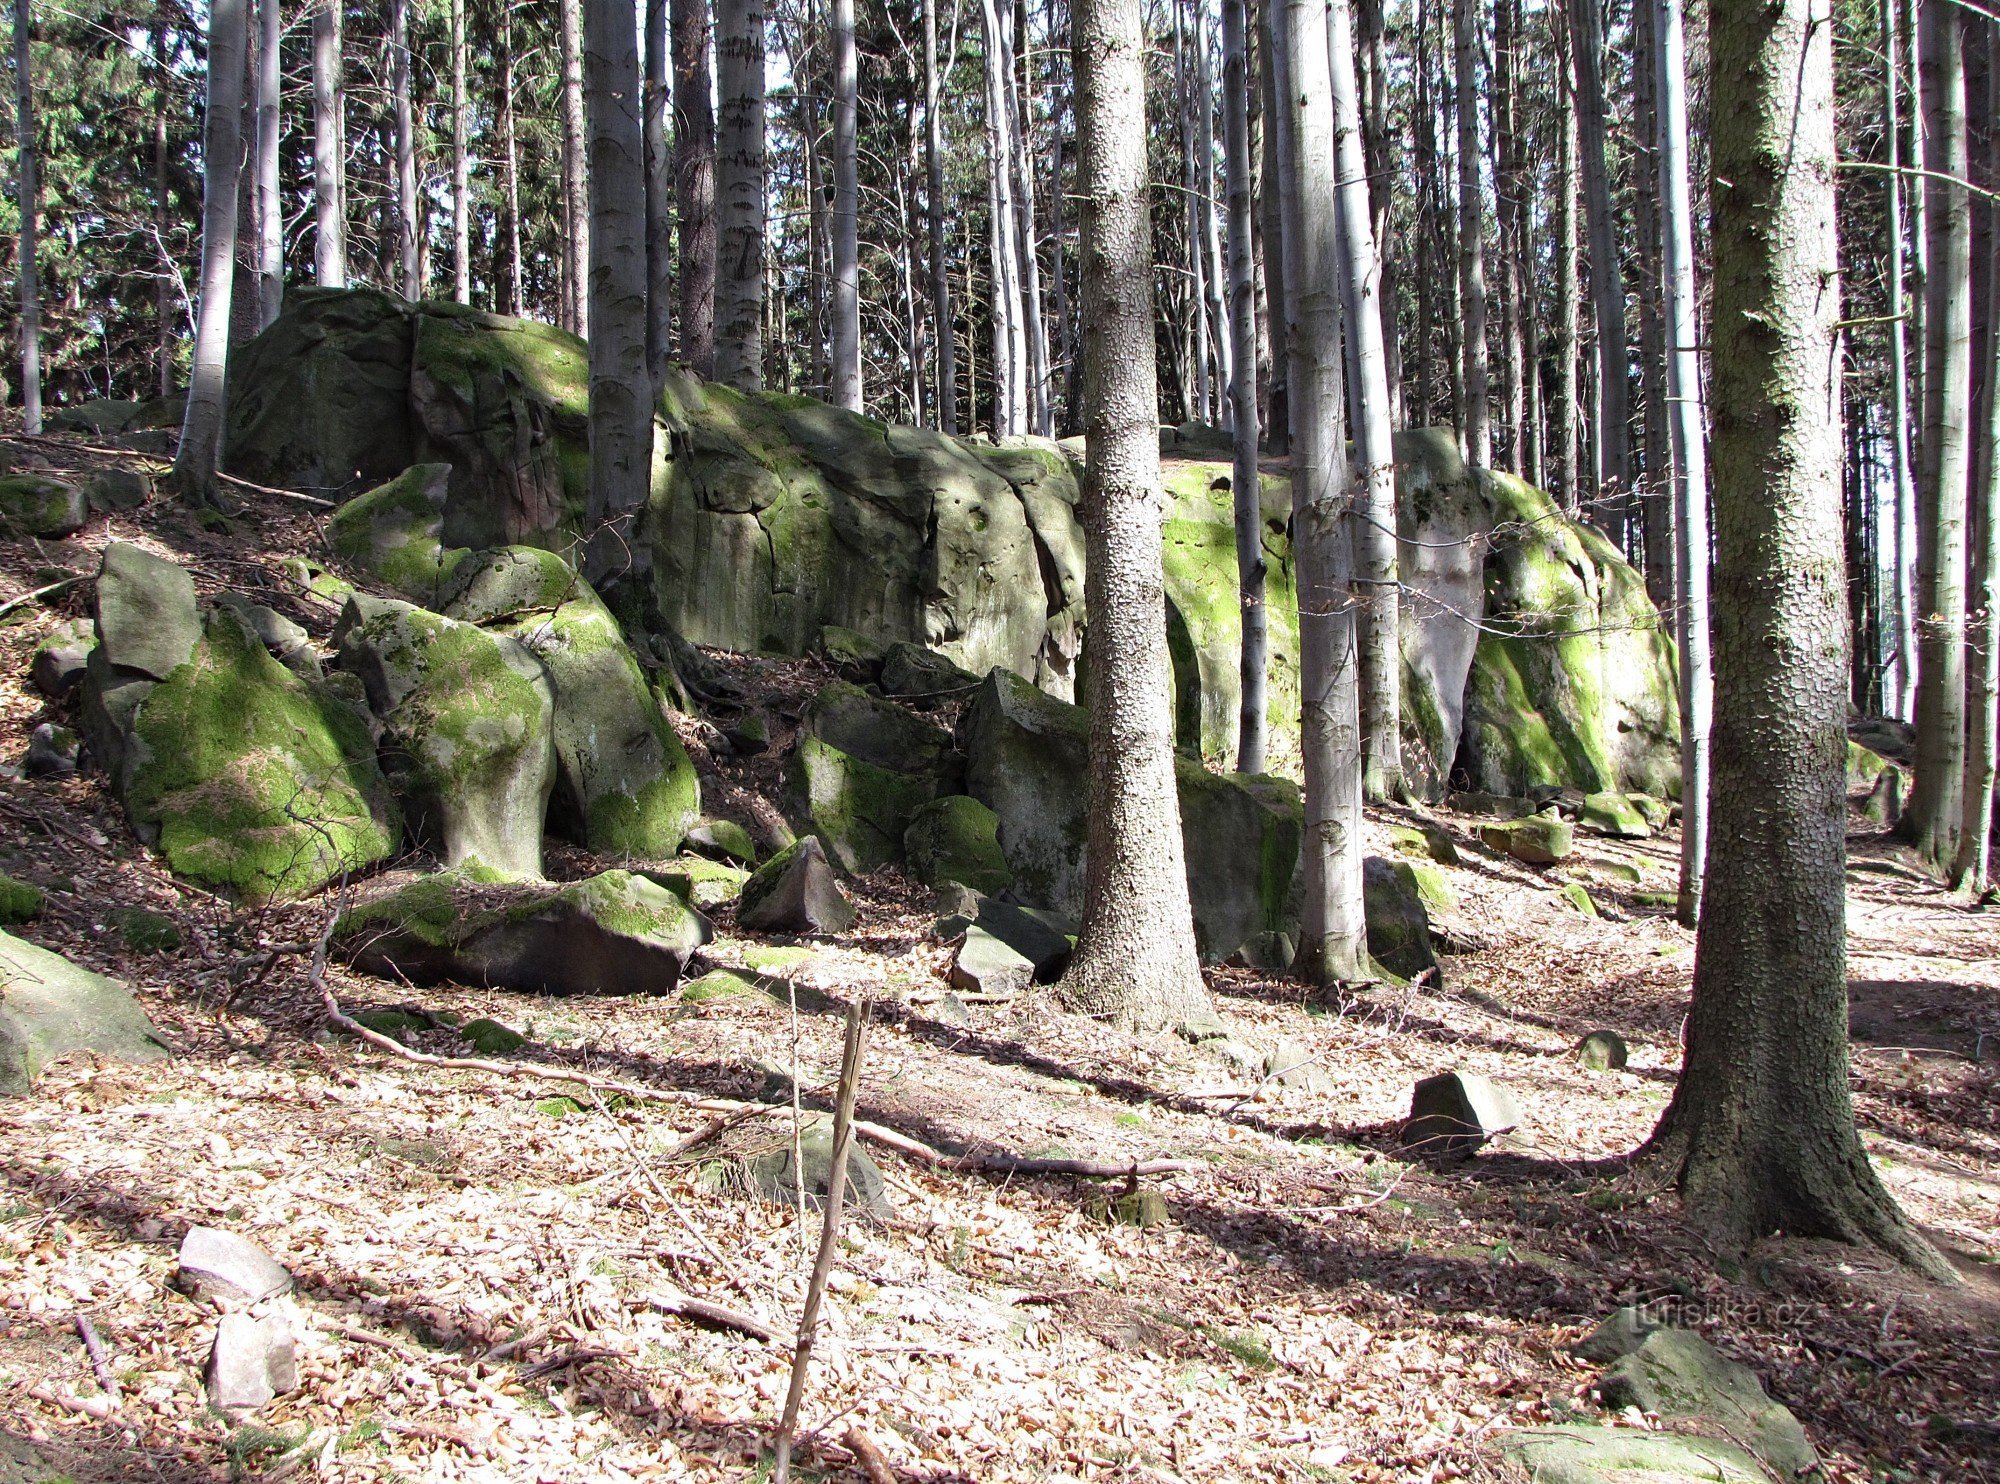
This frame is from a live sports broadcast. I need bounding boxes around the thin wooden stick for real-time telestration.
[73,1312,119,1406]
[843,1425,900,1484]
[772,999,869,1484]
[647,1286,783,1343]
[217,470,337,508]
[0,575,83,620]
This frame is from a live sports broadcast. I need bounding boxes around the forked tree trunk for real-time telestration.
[1905,0,1972,874]
[13,0,39,433]
[924,0,957,431]
[713,0,766,390]
[830,0,861,409]
[1568,0,1630,535]
[560,0,591,334]
[1223,0,1265,774]
[1278,0,1370,985]
[312,0,346,287]
[253,0,281,326]
[1054,0,1213,1033]
[1452,0,1489,464]
[672,0,716,374]
[1647,0,1953,1282]
[175,0,249,504]
[391,0,421,299]
[451,0,471,302]
[1331,0,1402,803]
[1654,0,1709,927]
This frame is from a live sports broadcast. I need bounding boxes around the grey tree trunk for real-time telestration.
[153,14,172,395]
[713,0,766,390]
[1648,0,1952,1281]
[1631,0,1672,609]
[560,0,591,334]
[1957,58,2000,891]
[1054,0,1213,1033]
[1196,0,1230,424]
[1009,0,1051,435]
[1452,0,1489,465]
[252,0,281,326]
[1654,0,1709,927]
[672,0,716,375]
[174,0,249,504]
[924,0,957,431]
[645,0,671,378]
[500,17,525,314]
[391,0,421,299]
[583,0,653,581]
[1223,0,1265,774]
[1905,0,1971,874]
[1257,14,1289,452]
[13,0,39,434]
[830,0,860,409]
[312,0,346,287]
[1177,2,1209,424]
[1554,0,1580,507]
[1278,0,1370,985]
[451,0,471,303]
[981,0,1025,433]
[1568,0,1630,536]
[1884,0,1917,718]
[1330,0,1402,803]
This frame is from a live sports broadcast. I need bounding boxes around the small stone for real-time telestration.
[1479,812,1574,865]
[1575,1030,1629,1072]
[177,1226,293,1308]
[0,874,44,925]
[0,928,172,1095]
[1402,1071,1522,1157]
[737,836,856,934]
[1226,930,1295,971]
[1573,1306,1661,1363]
[1264,1038,1330,1092]
[205,1312,297,1419]
[22,722,80,778]
[29,618,95,697]
[1625,793,1673,831]
[930,992,975,1029]
[460,1017,526,1055]
[948,926,1036,998]
[1862,767,1903,826]
[109,906,181,954]
[215,594,316,673]
[95,543,202,681]
[1087,1187,1168,1228]
[1389,821,1460,865]
[687,819,759,867]
[0,474,86,537]
[878,641,980,703]
[84,467,153,513]
[1597,1327,1819,1479]
[1559,883,1600,918]
[817,624,888,681]
[742,1120,891,1219]
[1578,791,1652,839]
[723,710,770,756]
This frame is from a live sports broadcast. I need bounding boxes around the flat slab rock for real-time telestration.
[1498,1423,1776,1482]
[737,836,856,934]
[1402,1070,1521,1157]
[0,929,172,1095]
[177,1225,294,1308]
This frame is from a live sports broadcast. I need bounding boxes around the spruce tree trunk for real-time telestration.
[560,0,591,334]
[499,20,525,315]
[830,0,860,408]
[1647,0,1953,1281]
[1884,0,1917,718]
[1330,0,1402,803]
[175,0,249,504]
[672,0,715,375]
[1452,0,1489,465]
[924,0,957,431]
[1906,0,1972,873]
[392,0,421,299]
[583,0,653,580]
[1223,0,1265,775]
[1568,0,1631,536]
[252,0,282,326]
[713,0,765,390]
[1055,0,1213,1034]
[1632,0,1673,610]
[1196,0,1230,424]
[13,0,39,434]
[153,13,172,394]
[644,0,670,377]
[1257,14,1289,453]
[451,0,471,303]
[1492,0,1522,472]
[1278,0,1370,986]
[312,0,346,287]
[1958,59,2000,891]
[1554,0,1581,508]
[1654,0,1710,927]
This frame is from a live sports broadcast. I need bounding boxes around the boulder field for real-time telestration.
[226,289,1680,801]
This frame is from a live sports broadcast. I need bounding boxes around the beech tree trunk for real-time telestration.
[450,0,471,303]
[713,0,766,390]
[1177,2,1209,425]
[1257,14,1289,452]
[1884,0,1917,717]
[252,0,281,326]
[1196,0,1230,425]
[1958,58,2000,890]
[499,16,525,314]
[1278,0,1370,986]
[830,0,861,409]
[1568,0,1630,536]
[1647,0,1952,1282]
[391,0,421,299]
[981,0,1025,434]
[1452,0,1489,464]
[1054,0,1212,1033]
[13,0,39,433]
[312,0,346,287]
[1223,0,1265,774]
[174,0,249,503]
[644,0,670,377]
[1554,0,1581,507]
[925,0,957,431]
[1905,0,1971,874]
[672,0,715,374]
[560,0,591,334]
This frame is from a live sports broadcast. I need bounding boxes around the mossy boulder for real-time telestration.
[95,542,202,683]
[686,819,758,867]
[784,683,962,873]
[108,906,183,954]
[439,547,699,859]
[1,929,173,1094]
[737,835,856,933]
[335,594,554,878]
[0,874,44,924]
[1479,813,1574,866]
[742,1118,891,1219]
[904,796,1013,894]
[85,466,152,514]
[335,868,710,995]
[326,463,468,603]
[1497,1426,1776,1483]
[644,854,751,908]
[1559,883,1600,918]
[1578,791,1651,839]
[1596,1328,1818,1480]
[107,606,400,903]
[1388,819,1460,865]
[879,641,982,703]
[29,617,94,698]
[0,474,86,537]
[1362,857,1437,981]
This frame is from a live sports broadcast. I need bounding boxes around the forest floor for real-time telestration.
[0,431,1996,1484]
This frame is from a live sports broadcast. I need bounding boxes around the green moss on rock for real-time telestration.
[0,874,45,924]
[0,474,86,538]
[903,796,1013,894]
[326,463,468,603]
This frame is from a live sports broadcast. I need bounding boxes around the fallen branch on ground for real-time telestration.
[647,1286,783,1343]
[72,1313,119,1407]
[843,1426,901,1484]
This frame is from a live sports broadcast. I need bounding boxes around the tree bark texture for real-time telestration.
[312,0,346,288]
[830,0,861,409]
[560,0,591,334]
[672,0,716,375]
[252,0,281,327]
[714,0,766,390]
[451,0,471,303]
[645,0,671,379]
[924,0,957,431]
[1568,0,1631,537]
[1884,0,1917,718]
[1451,0,1489,465]
[392,0,421,299]
[1223,0,1265,774]
[14,0,39,433]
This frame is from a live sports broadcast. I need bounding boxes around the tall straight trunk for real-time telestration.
[1223,0,1264,773]
[451,0,471,302]
[391,0,420,298]
[1055,0,1212,1032]
[1655,0,1709,926]
[1568,0,1630,534]
[1330,0,1401,802]
[1046,2,1073,434]
[830,0,860,408]
[1957,57,2000,889]
[1257,0,1289,451]
[1554,0,1581,508]
[1631,0,1672,607]
[644,0,670,375]
[1177,2,1209,424]
[500,18,524,315]
[312,0,346,287]
[1413,0,1438,424]
[713,0,766,389]
[1905,0,1971,873]
[252,0,281,326]
[1884,0,1917,719]
[584,0,652,577]
[13,0,39,433]
[1491,0,1523,470]
[1647,0,1950,1281]
[1196,0,1230,424]
[1010,0,1051,435]
[672,0,716,374]
[1452,0,1489,464]
[154,13,173,394]
[1277,0,1370,984]
[924,0,957,431]
[174,0,249,503]
[981,0,1026,433]
[560,0,591,333]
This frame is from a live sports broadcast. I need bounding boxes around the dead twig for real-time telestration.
[587,1084,752,1291]
[217,470,337,508]
[72,1312,119,1406]
[646,1286,783,1343]
[843,1425,901,1484]
[0,575,85,621]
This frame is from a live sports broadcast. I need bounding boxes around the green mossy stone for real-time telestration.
[1597,1328,1818,1479]
[84,467,152,514]
[123,608,400,903]
[1479,813,1574,866]
[1594,860,1644,884]
[1086,1187,1169,1228]
[785,733,943,874]
[1578,791,1652,839]
[1498,1425,1776,1483]
[96,543,201,682]
[326,463,468,603]
[0,875,44,925]
[642,855,751,909]
[0,928,173,1094]
[742,1120,892,1218]
[30,618,96,697]
[678,967,778,1005]
[1625,793,1672,830]
[460,1017,526,1054]
[1362,856,1438,980]
[108,908,182,954]
[903,796,1014,894]
[349,1008,429,1037]
[1559,883,1600,918]
[685,819,759,867]
[1389,821,1461,865]
[0,474,86,538]
[1575,1029,1629,1071]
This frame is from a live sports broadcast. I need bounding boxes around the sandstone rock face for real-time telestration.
[736,836,856,934]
